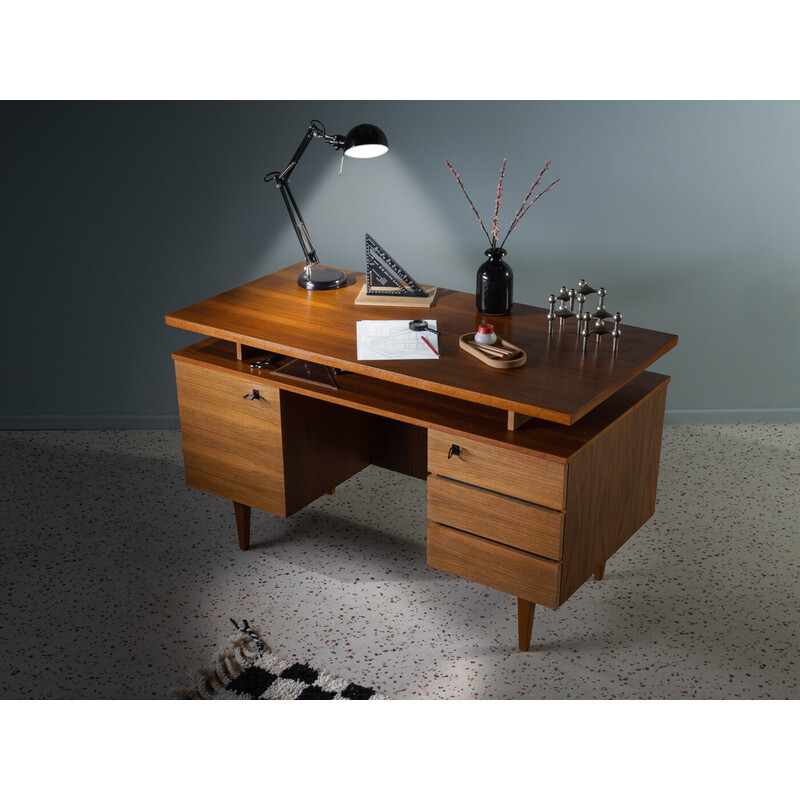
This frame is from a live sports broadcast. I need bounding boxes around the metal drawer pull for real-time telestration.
[243,389,260,400]
[447,444,461,459]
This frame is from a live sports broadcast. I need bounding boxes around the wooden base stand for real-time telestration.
[354,284,437,307]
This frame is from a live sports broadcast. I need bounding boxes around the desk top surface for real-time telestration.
[165,264,678,425]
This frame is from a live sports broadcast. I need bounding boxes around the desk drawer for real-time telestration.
[427,475,563,560]
[175,360,287,515]
[427,522,560,608]
[428,430,566,510]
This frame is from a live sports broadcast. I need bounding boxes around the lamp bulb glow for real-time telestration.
[345,143,389,159]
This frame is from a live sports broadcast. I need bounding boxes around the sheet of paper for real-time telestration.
[356,320,439,360]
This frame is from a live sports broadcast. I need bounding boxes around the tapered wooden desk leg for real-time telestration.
[234,502,251,551]
[518,599,535,651]
[594,563,606,581]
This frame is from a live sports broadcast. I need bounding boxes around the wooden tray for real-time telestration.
[459,333,527,369]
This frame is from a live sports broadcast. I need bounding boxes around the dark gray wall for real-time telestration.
[3,100,799,427]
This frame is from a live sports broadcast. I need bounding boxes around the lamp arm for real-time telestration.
[278,179,318,268]
[277,119,344,184]
[265,119,347,271]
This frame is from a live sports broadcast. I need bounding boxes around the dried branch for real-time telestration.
[491,158,507,248]
[446,161,493,246]
[447,158,559,251]
[499,177,560,249]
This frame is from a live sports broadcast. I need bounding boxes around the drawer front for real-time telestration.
[427,522,560,608]
[175,360,287,515]
[428,430,566,510]
[427,475,564,561]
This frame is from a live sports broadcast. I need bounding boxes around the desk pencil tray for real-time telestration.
[459,333,527,369]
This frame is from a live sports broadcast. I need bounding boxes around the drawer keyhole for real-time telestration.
[447,444,461,459]
[243,389,260,400]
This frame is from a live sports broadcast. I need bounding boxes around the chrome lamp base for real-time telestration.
[297,266,347,290]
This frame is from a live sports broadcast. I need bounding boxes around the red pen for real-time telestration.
[421,335,439,356]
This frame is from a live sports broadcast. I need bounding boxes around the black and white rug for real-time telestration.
[173,620,388,700]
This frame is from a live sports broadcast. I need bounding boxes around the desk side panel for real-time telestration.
[280,391,372,514]
[559,377,669,605]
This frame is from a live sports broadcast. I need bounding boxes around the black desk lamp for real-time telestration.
[265,119,389,290]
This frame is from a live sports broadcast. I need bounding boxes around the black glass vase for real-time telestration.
[476,247,513,315]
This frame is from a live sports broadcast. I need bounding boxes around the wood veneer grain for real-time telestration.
[176,359,372,525]
[166,265,678,425]
[428,430,566,510]
[559,379,669,605]
[168,265,676,647]
[368,416,428,480]
[427,522,561,609]
[175,360,288,515]
[279,391,371,516]
[427,475,564,560]
[172,338,670,463]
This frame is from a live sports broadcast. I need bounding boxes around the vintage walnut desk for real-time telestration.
[166,265,678,650]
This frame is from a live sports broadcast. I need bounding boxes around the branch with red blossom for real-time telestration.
[446,158,559,251]
[446,161,493,246]
[491,158,507,248]
[499,167,560,249]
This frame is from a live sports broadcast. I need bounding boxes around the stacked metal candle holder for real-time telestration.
[546,279,622,353]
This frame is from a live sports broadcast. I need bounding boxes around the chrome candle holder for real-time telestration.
[546,280,622,353]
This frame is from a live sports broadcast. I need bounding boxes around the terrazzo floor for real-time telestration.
[1,424,798,700]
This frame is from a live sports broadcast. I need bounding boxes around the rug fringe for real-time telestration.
[172,620,269,700]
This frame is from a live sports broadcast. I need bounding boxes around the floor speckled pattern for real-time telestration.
[1,424,797,699]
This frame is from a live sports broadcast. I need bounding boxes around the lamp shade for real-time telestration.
[343,124,388,158]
